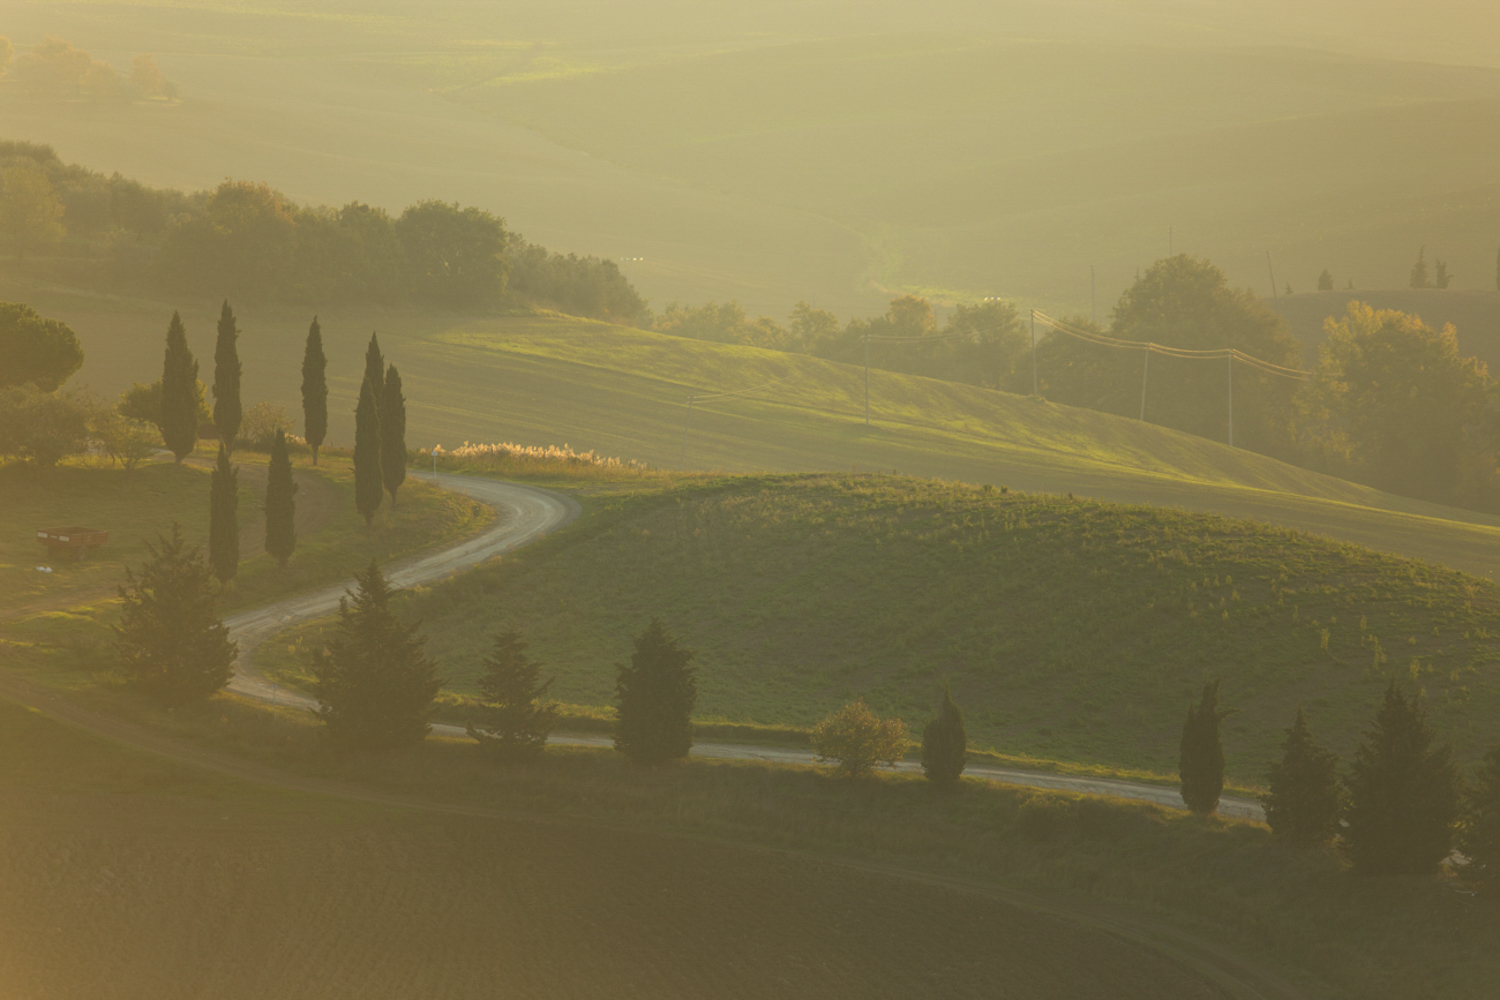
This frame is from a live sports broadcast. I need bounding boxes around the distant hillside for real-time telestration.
[1272,289,1500,366]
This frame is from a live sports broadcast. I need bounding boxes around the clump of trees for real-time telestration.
[114,524,236,705]
[811,700,909,778]
[1,35,177,102]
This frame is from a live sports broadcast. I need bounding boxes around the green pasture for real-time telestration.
[256,472,1500,785]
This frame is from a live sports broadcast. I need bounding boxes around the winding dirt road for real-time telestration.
[225,471,1265,822]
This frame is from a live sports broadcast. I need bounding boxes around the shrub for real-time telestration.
[0,385,90,467]
[811,700,909,778]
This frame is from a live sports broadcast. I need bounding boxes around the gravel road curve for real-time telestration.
[228,471,1265,823]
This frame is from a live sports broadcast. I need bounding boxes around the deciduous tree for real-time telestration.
[0,301,83,391]
[114,524,236,705]
[300,316,327,464]
[0,385,90,467]
[812,700,909,778]
[394,200,509,307]
[208,444,238,584]
[1343,679,1460,876]
[466,629,557,761]
[1179,680,1228,815]
[311,560,442,748]
[1263,707,1342,847]
[920,682,967,784]
[93,409,160,473]
[160,311,199,462]
[264,429,297,566]
[614,618,696,764]
[381,364,407,506]
[0,164,64,258]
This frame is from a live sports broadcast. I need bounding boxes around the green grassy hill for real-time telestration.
[24,283,1500,579]
[261,472,1500,784]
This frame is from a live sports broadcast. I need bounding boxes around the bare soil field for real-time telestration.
[0,701,1231,1000]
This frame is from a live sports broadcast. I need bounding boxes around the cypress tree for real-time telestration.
[1343,679,1460,876]
[1263,707,1343,847]
[381,363,407,506]
[614,618,696,764]
[363,332,385,414]
[264,429,298,567]
[920,681,968,783]
[160,311,199,463]
[1460,745,1500,898]
[310,560,442,748]
[212,300,242,451]
[301,316,328,465]
[114,523,236,705]
[466,629,558,761]
[1178,680,1228,816]
[208,444,239,584]
[353,374,383,525]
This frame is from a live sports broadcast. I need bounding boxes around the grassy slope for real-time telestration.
[13,687,1495,1000]
[23,288,1500,579]
[260,472,1500,784]
[0,699,1273,1000]
[0,449,491,669]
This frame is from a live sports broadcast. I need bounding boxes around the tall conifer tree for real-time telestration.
[1263,707,1342,847]
[300,316,328,465]
[160,311,199,463]
[311,560,442,748]
[920,681,968,783]
[212,300,242,451]
[264,429,298,567]
[614,618,697,764]
[208,444,239,584]
[353,374,383,525]
[1343,679,1460,876]
[466,629,558,760]
[363,331,385,412]
[381,363,407,506]
[115,524,236,705]
[1179,680,1228,816]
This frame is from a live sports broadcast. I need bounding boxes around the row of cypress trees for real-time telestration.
[157,304,316,584]
[1180,678,1498,887]
[352,332,407,525]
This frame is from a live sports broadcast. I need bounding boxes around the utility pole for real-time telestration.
[679,397,695,469]
[1090,266,1096,325]
[1139,345,1151,422]
[1227,354,1234,448]
[1030,310,1039,395]
[863,334,870,426]
[1267,251,1279,301]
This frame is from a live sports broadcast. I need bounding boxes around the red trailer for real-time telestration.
[37,526,109,561]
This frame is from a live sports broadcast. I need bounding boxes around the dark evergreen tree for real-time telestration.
[363,331,385,414]
[264,429,298,567]
[300,316,328,465]
[1435,259,1452,290]
[114,523,236,704]
[353,374,383,525]
[920,681,968,783]
[1460,745,1500,898]
[1343,679,1461,876]
[1179,680,1228,816]
[1410,247,1431,289]
[208,444,238,584]
[160,310,199,463]
[466,629,558,761]
[1263,707,1343,847]
[614,618,696,764]
[311,560,442,748]
[1317,269,1334,291]
[381,363,407,506]
[212,300,242,451]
